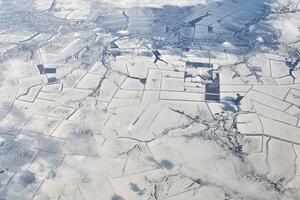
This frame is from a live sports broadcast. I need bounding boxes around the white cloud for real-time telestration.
[271,15,300,43]
[256,36,264,43]
[282,21,300,39]
[117,29,130,35]
[222,41,235,49]
[0,136,5,146]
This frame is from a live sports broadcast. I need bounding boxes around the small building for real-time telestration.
[205,93,220,101]
[36,64,45,74]
[47,77,58,83]
[186,61,213,68]
[44,68,57,74]
[208,25,213,33]
[37,64,57,74]
[205,72,220,102]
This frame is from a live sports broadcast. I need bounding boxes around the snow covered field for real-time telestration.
[0,0,300,199]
